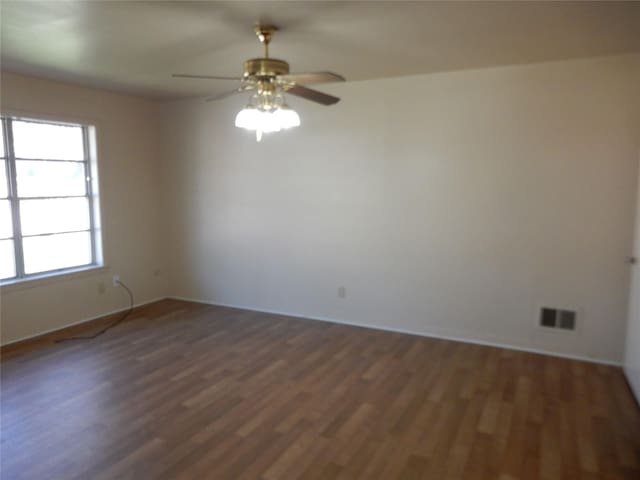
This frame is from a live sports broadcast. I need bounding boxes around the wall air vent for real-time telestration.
[539,307,577,331]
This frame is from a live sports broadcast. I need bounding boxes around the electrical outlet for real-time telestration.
[338,286,346,299]
[112,275,120,287]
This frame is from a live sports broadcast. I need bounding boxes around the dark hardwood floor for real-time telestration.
[1,299,639,479]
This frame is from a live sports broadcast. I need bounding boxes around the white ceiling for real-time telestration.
[1,1,639,100]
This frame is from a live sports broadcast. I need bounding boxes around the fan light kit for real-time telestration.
[173,25,345,142]
[234,89,300,142]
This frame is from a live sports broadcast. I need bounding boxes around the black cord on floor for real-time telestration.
[56,279,135,342]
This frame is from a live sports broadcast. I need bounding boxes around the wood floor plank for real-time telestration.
[1,299,639,479]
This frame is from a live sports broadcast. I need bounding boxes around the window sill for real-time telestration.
[0,265,109,293]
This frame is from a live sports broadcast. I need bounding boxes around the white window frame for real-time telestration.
[0,115,103,284]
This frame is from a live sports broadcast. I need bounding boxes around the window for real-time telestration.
[0,116,102,283]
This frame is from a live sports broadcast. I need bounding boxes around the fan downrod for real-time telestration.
[255,25,278,58]
[243,25,289,78]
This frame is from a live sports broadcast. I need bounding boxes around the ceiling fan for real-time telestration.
[173,25,346,141]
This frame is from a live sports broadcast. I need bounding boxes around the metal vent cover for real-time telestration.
[539,307,577,331]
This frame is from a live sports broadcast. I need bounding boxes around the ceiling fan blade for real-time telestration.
[173,74,240,81]
[205,85,255,102]
[280,72,345,85]
[286,85,340,105]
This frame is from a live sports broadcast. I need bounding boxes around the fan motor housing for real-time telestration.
[243,58,290,77]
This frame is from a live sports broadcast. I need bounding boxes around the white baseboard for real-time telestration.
[168,295,621,367]
[1,296,166,347]
[4,294,622,368]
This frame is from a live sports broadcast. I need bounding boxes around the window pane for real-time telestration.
[0,200,12,239]
[16,160,86,197]
[0,160,7,198]
[0,123,4,157]
[20,198,89,236]
[0,239,16,279]
[13,120,84,161]
[23,231,92,274]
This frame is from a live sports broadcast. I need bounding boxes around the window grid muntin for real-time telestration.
[3,117,24,279]
[13,158,85,162]
[0,116,98,282]
[16,195,87,200]
[83,126,98,265]
[21,228,92,238]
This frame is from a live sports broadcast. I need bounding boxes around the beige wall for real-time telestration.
[2,55,639,365]
[0,73,168,343]
[160,54,640,364]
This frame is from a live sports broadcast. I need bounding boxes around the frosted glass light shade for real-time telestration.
[235,107,260,129]
[235,100,300,142]
[274,107,300,129]
[259,111,282,133]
